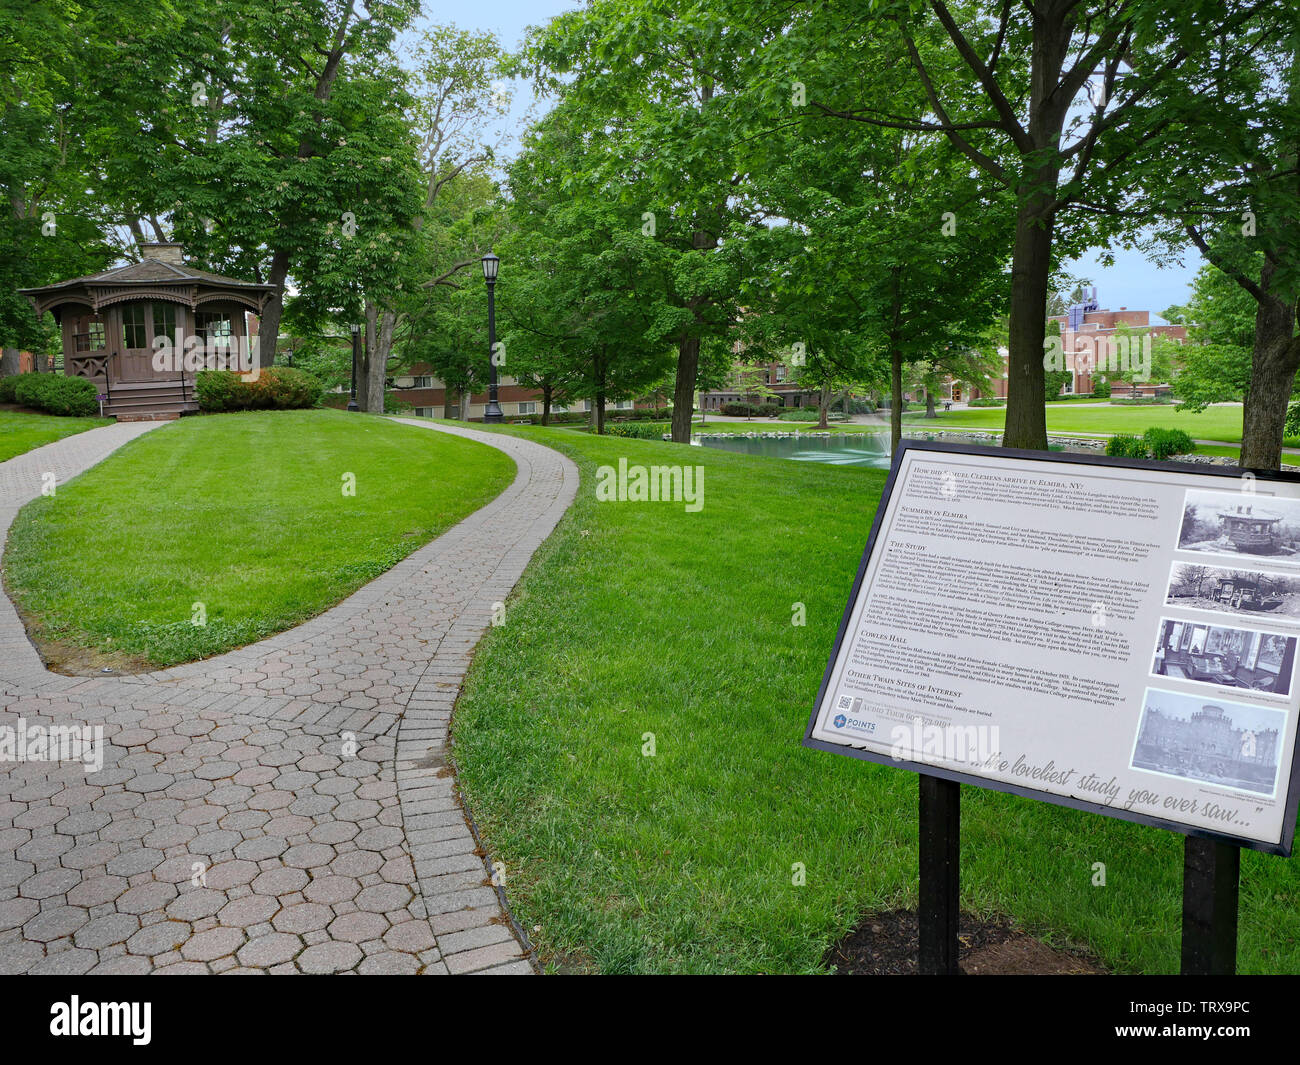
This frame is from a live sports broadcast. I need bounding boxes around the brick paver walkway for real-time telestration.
[0,418,576,974]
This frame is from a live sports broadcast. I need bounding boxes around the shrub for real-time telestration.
[603,422,670,439]
[195,367,324,412]
[0,373,28,403]
[968,398,1006,407]
[1144,427,1196,461]
[1105,433,1149,459]
[720,402,780,417]
[10,373,99,417]
[607,405,674,422]
[1109,396,1173,405]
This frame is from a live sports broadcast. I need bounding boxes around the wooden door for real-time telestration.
[116,302,183,382]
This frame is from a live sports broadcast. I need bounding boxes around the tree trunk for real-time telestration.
[258,247,291,370]
[363,303,395,414]
[671,335,700,442]
[1003,186,1056,450]
[817,382,830,429]
[1240,266,1300,470]
[0,347,21,377]
[890,349,904,452]
[925,388,937,418]
[443,388,456,419]
[541,383,552,426]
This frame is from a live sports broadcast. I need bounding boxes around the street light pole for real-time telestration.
[482,252,502,423]
[348,323,360,411]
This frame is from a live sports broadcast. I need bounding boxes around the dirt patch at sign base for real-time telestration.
[824,909,1106,975]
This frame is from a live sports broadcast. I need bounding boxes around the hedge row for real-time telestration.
[1,372,100,417]
[194,368,324,412]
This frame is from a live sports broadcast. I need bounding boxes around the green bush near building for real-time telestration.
[7,373,99,417]
[195,367,324,412]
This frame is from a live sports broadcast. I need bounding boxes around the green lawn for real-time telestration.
[450,423,1300,974]
[4,409,515,668]
[901,401,1290,446]
[0,409,113,462]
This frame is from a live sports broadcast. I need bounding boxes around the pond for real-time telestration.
[693,432,894,469]
[692,432,1078,468]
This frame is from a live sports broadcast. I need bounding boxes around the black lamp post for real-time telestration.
[347,323,359,411]
[481,252,502,423]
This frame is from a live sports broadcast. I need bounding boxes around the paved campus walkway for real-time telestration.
[0,418,577,974]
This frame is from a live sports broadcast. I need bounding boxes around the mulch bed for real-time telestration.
[824,909,1106,975]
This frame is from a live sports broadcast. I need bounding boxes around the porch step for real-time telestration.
[103,381,198,420]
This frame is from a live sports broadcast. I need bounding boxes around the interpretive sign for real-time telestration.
[806,441,1300,856]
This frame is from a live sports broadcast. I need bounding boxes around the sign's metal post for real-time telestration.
[918,774,961,974]
[1180,836,1240,975]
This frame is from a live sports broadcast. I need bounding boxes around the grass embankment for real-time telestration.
[4,409,515,668]
[450,422,1300,974]
[0,409,113,462]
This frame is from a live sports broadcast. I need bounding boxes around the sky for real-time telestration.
[411,1,1203,321]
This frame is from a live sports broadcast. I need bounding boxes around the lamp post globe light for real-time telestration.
[481,251,503,423]
[348,322,360,412]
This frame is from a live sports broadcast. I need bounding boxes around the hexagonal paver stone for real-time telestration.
[127,920,191,957]
[308,821,358,846]
[17,834,73,861]
[282,843,334,869]
[296,941,362,974]
[105,848,165,877]
[19,866,80,899]
[116,880,178,915]
[330,850,383,877]
[250,868,309,896]
[0,896,40,932]
[354,826,403,852]
[61,840,120,871]
[166,889,224,921]
[218,895,279,928]
[180,926,245,962]
[89,955,153,975]
[272,903,332,935]
[303,876,359,906]
[233,836,289,862]
[327,911,389,943]
[236,933,301,968]
[55,810,111,835]
[356,883,412,914]
[67,875,130,909]
[28,948,98,976]
[23,905,91,943]
[203,860,259,890]
[382,920,436,954]
[73,912,140,950]
[358,952,421,975]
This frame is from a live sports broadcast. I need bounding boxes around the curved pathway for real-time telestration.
[0,417,577,974]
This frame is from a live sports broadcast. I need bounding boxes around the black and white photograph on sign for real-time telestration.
[1151,617,1297,694]
[1164,562,1300,621]
[1131,688,1286,797]
[1178,488,1300,562]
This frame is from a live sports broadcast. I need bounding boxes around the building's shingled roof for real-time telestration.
[20,257,273,294]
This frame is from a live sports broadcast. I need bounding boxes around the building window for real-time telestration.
[195,311,233,348]
[122,304,148,349]
[414,407,434,417]
[615,400,633,410]
[776,366,787,382]
[553,404,568,414]
[517,401,537,415]
[413,375,433,388]
[75,317,106,352]
[152,303,177,346]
